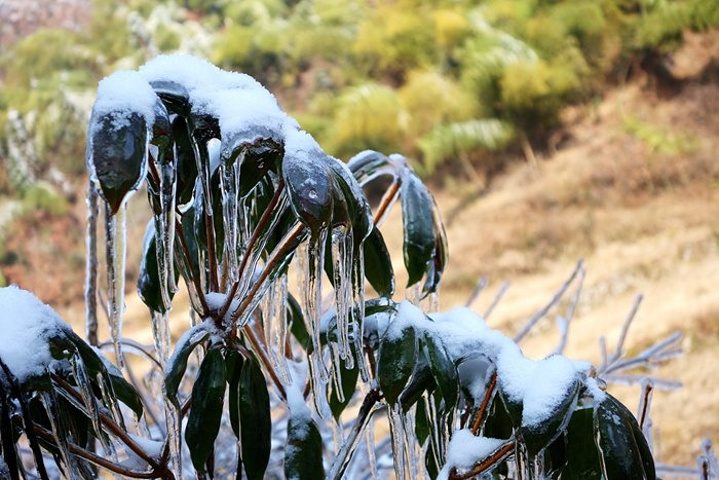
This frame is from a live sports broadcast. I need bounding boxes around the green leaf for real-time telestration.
[398,357,434,411]
[150,80,191,116]
[377,320,417,407]
[363,226,395,297]
[520,377,580,457]
[163,325,210,404]
[347,150,393,185]
[415,396,430,445]
[87,111,148,214]
[239,354,272,480]
[594,394,655,480]
[185,348,226,472]
[562,406,601,480]
[284,413,325,480]
[399,169,436,288]
[324,156,373,245]
[282,146,336,234]
[288,293,310,349]
[329,352,360,420]
[171,115,198,209]
[137,222,176,314]
[421,332,459,411]
[239,141,282,196]
[225,349,244,438]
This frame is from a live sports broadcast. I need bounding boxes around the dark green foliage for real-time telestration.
[238,354,272,480]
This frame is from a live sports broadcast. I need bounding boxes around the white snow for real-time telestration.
[437,430,506,480]
[139,54,260,93]
[93,70,157,132]
[584,376,607,403]
[0,286,69,381]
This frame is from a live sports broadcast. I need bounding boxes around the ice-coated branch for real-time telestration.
[484,281,509,320]
[464,276,488,308]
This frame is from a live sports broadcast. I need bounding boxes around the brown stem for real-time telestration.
[373,180,400,225]
[203,199,220,292]
[471,372,497,435]
[448,441,515,480]
[219,180,286,322]
[33,424,163,479]
[51,374,160,470]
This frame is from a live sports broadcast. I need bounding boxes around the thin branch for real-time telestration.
[637,379,654,430]
[373,179,400,226]
[240,325,287,400]
[552,266,585,356]
[471,372,497,435]
[448,441,516,480]
[514,259,584,343]
[484,282,509,320]
[175,218,210,316]
[610,294,643,364]
[465,276,488,308]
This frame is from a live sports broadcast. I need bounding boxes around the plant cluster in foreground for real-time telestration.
[0,55,715,480]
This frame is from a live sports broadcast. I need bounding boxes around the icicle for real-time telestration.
[97,372,126,430]
[274,274,291,382]
[332,417,346,456]
[156,157,178,309]
[352,244,370,383]
[70,356,103,447]
[105,201,128,368]
[388,403,408,480]
[331,227,352,367]
[165,402,183,480]
[220,161,241,286]
[85,186,99,346]
[365,411,379,480]
[151,310,172,367]
[42,390,81,480]
[304,231,330,383]
[426,292,440,313]
[331,344,345,404]
[309,351,332,419]
[406,283,422,306]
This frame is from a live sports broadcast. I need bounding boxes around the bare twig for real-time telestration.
[637,379,654,430]
[465,276,488,308]
[448,441,515,480]
[514,259,584,343]
[471,372,497,435]
[609,294,643,364]
[373,179,400,226]
[484,282,509,320]
[552,265,585,355]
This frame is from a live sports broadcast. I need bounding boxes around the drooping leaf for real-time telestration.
[520,377,580,457]
[87,111,149,214]
[284,413,325,480]
[288,293,310,350]
[594,394,655,480]
[150,80,191,116]
[399,169,436,288]
[377,320,417,407]
[137,222,177,314]
[422,332,459,411]
[225,349,244,438]
[363,226,395,297]
[239,141,283,196]
[239,354,272,480]
[562,406,601,480]
[329,349,360,420]
[399,357,434,411]
[163,324,210,404]
[324,156,373,245]
[347,150,394,185]
[171,115,198,209]
[185,348,226,472]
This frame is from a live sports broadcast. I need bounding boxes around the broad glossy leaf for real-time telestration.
[562,406,601,480]
[150,80,190,116]
[399,169,436,287]
[137,222,176,314]
[347,150,394,185]
[594,394,655,480]
[282,148,335,234]
[422,199,448,295]
[324,156,373,244]
[284,414,325,480]
[239,141,282,196]
[399,357,433,411]
[87,111,148,214]
[377,321,417,407]
[171,115,198,208]
[363,226,395,297]
[185,348,226,472]
[422,332,459,410]
[225,349,244,438]
[239,354,271,480]
[520,377,580,457]
[415,396,430,445]
[150,99,172,152]
[163,324,210,404]
[288,293,310,349]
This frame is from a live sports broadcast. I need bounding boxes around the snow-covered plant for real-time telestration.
[0,55,705,480]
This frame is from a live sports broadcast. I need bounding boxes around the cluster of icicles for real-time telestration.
[83,54,432,478]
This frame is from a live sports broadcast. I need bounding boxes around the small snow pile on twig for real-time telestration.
[0,285,69,381]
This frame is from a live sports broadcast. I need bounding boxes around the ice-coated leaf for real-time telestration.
[137,222,176,314]
[163,324,210,404]
[594,394,655,480]
[422,332,459,410]
[185,348,226,472]
[223,350,242,437]
[150,80,191,116]
[288,292,310,350]
[284,414,325,480]
[347,150,394,185]
[561,406,601,480]
[329,348,359,420]
[87,111,149,214]
[398,357,433,411]
[282,136,336,234]
[362,226,395,297]
[171,115,198,208]
[150,99,172,152]
[239,354,271,480]
[238,141,282,196]
[520,377,580,457]
[324,156,373,244]
[377,321,417,407]
[399,169,436,288]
